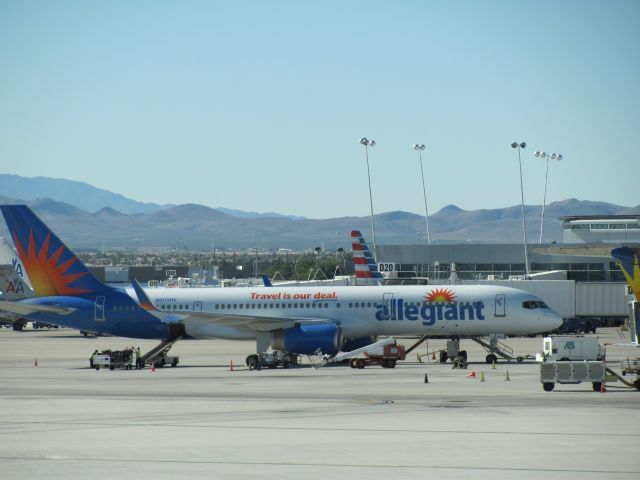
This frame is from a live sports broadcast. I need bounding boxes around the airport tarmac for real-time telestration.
[1,327,638,480]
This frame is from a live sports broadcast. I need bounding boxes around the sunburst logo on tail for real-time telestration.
[12,230,91,296]
[424,288,456,303]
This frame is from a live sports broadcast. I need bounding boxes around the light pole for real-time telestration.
[534,150,563,244]
[413,144,431,246]
[511,141,530,277]
[360,137,378,262]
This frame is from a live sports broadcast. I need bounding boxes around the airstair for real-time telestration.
[140,338,181,368]
[472,336,519,363]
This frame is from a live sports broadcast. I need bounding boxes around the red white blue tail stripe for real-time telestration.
[351,230,383,282]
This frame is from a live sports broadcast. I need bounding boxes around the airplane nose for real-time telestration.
[546,310,563,331]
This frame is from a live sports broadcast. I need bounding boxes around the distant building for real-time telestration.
[561,215,640,244]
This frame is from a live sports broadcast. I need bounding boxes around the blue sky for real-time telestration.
[1,0,638,218]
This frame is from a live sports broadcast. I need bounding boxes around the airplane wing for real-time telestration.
[178,311,332,332]
[0,300,76,316]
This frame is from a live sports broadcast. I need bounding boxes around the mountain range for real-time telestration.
[0,174,638,250]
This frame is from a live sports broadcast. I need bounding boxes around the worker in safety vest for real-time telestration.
[89,349,98,368]
[135,347,142,369]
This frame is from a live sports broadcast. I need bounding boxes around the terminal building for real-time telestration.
[376,214,640,282]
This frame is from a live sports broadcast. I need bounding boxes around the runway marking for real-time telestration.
[1,420,638,438]
[0,455,637,475]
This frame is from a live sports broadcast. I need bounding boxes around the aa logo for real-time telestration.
[12,258,24,277]
[5,279,25,294]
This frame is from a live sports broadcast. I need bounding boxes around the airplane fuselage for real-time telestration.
[127,284,562,340]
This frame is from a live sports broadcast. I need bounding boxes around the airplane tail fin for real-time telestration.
[0,237,34,299]
[351,230,382,283]
[261,275,273,287]
[0,205,110,296]
[131,279,159,312]
[611,246,640,302]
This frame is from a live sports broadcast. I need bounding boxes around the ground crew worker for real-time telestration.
[135,347,142,369]
[89,349,98,368]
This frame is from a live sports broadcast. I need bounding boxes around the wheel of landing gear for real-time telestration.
[439,351,448,363]
[459,350,468,362]
[542,382,555,392]
[485,354,497,364]
[592,382,602,392]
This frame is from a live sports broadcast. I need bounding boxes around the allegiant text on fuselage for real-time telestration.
[376,299,486,326]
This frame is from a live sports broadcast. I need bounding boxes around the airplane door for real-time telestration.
[95,296,106,322]
[495,294,506,317]
[382,293,395,320]
[192,301,203,312]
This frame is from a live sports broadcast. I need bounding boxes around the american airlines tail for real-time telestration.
[351,230,382,285]
[0,205,110,296]
[0,237,34,300]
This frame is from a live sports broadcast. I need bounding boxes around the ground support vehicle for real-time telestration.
[541,335,604,362]
[620,357,640,377]
[616,358,640,390]
[246,351,297,370]
[92,349,136,370]
[138,338,180,369]
[348,342,406,369]
[144,352,179,368]
[540,360,606,392]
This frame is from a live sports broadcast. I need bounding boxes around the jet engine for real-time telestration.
[271,324,343,355]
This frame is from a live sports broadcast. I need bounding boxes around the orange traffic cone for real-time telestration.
[431,351,436,360]
[466,371,476,378]
[230,360,234,371]
[600,383,607,393]
[34,358,38,368]
[151,364,156,372]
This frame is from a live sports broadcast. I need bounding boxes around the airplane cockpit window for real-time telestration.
[522,300,549,309]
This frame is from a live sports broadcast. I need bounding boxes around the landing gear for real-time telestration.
[543,382,555,392]
[485,353,498,365]
[439,351,448,363]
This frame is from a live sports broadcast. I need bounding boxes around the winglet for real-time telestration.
[611,246,640,302]
[131,279,158,312]
[351,230,383,281]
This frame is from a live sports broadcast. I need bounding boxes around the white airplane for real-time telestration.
[0,205,563,364]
